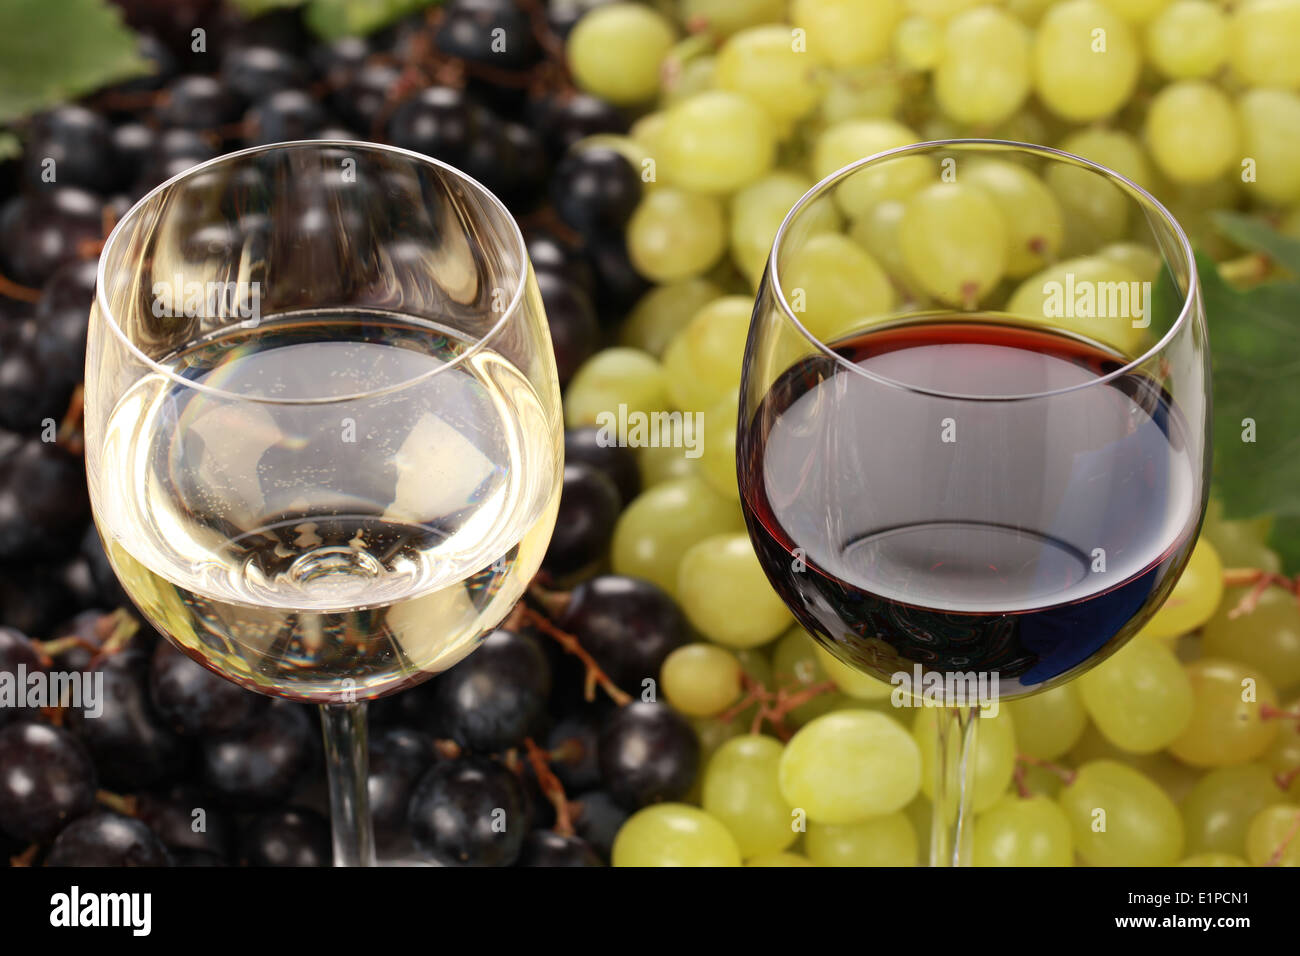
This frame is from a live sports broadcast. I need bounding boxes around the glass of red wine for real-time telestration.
[736,140,1209,866]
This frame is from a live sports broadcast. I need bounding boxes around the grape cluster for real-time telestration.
[3,0,1300,868]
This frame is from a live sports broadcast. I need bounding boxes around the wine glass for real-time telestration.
[736,140,1209,866]
[84,142,564,866]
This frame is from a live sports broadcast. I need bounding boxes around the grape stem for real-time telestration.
[1275,765,1300,793]
[1267,809,1300,867]
[513,602,632,706]
[523,736,575,837]
[716,672,838,740]
[95,789,138,816]
[0,271,40,303]
[1218,253,1272,287]
[1221,567,1300,618]
[57,384,85,455]
[8,844,39,867]
[433,738,462,761]
[1014,753,1077,786]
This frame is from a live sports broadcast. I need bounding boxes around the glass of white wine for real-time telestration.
[84,142,564,865]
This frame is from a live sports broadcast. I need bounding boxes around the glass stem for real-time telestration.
[929,704,980,867]
[319,702,376,867]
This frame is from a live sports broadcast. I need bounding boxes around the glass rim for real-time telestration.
[766,138,1200,403]
[94,139,530,406]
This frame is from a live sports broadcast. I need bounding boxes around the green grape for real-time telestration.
[1145,81,1240,185]
[702,735,797,857]
[1136,538,1224,641]
[934,8,1032,126]
[848,201,917,292]
[716,25,824,126]
[698,389,740,501]
[1058,759,1184,866]
[819,64,904,123]
[1266,695,1300,800]
[1098,0,1171,22]
[630,110,668,154]
[1203,512,1280,573]
[806,813,917,866]
[972,795,1074,867]
[1179,852,1249,867]
[1067,723,1203,801]
[662,643,742,717]
[811,118,932,219]
[1098,241,1162,281]
[661,296,752,412]
[620,279,724,358]
[899,182,1008,308]
[1180,763,1284,857]
[1229,0,1300,90]
[676,533,793,649]
[1006,256,1148,356]
[627,188,727,282]
[1078,637,1194,753]
[566,3,677,106]
[1203,586,1300,691]
[611,803,743,866]
[657,92,777,195]
[1237,88,1300,204]
[1018,763,1067,799]
[611,476,743,595]
[962,159,1064,277]
[746,851,816,866]
[781,232,896,341]
[680,0,786,38]
[1005,683,1088,760]
[1145,0,1228,79]
[792,0,902,68]
[662,54,718,107]
[1170,658,1280,767]
[893,16,942,71]
[813,644,893,700]
[905,0,988,18]
[730,171,839,287]
[564,348,668,428]
[772,628,846,726]
[1047,128,1152,253]
[1245,804,1300,866]
[690,715,743,789]
[637,442,697,487]
[780,710,922,823]
[1033,0,1141,121]
[1005,0,1056,26]
[914,708,1017,813]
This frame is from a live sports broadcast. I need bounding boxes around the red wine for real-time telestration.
[739,319,1203,698]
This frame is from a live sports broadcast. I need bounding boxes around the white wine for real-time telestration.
[88,310,561,702]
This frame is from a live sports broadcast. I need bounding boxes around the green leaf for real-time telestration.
[230,0,308,16]
[304,0,440,40]
[0,0,149,123]
[1194,250,1300,530]
[1211,210,1300,277]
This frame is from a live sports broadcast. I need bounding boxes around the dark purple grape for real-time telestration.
[155,75,237,129]
[221,45,309,104]
[545,713,602,793]
[560,575,688,689]
[587,233,650,315]
[55,555,100,611]
[33,258,97,387]
[543,463,621,576]
[571,789,627,860]
[0,562,90,639]
[37,257,98,318]
[331,62,402,133]
[67,645,190,790]
[517,829,603,866]
[239,807,331,866]
[0,438,91,560]
[312,125,360,141]
[149,641,262,736]
[45,811,170,866]
[110,123,158,184]
[0,325,69,434]
[548,0,615,38]
[135,786,233,859]
[0,188,103,287]
[387,86,480,168]
[244,89,326,146]
[552,147,641,236]
[22,106,116,193]
[79,526,131,609]
[408,756,526,866]
[310,35,371,82]
[526,229,596,299]
[108,31,176,95]
[428,628,550,752]
[500,121,548,208]
[0,626,43,728]
[368,726,437,848]
[436,0,540,69]
[171,848,224,866]
[536,269,597,386]
[200,700,312,809]
[0,722,97,842]
[158,127,219,163]
[563,427,640,505]
[598,702,699,810]
[536,94,627,157]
